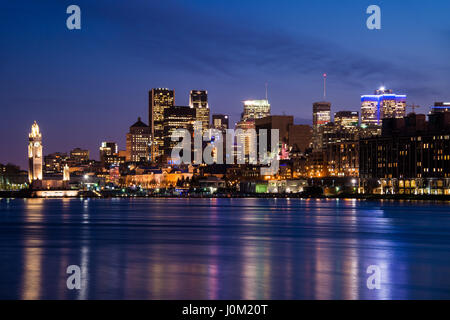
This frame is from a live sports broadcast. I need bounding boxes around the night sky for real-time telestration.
[1,0,449,168]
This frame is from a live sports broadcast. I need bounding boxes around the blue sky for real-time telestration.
[1,0,450,167]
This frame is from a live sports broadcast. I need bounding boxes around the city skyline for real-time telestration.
[2,0,450,168]
[1,84,448,169]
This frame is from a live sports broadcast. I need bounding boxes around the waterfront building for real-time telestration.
[359,112,450,195]
[126,117,151,163]
[28,121,43,183]
[361,88,406,125]
[149,88,175,161]
[308,114,360,178]
[0,163,28,190]
[325,141,359,177]
[44,152,68,174]
[124,169,193,189]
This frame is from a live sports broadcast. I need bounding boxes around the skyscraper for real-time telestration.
[255,116,294,160]
[126,117,151,163]
[361,88,406,125]
[241,99,271,121]
[189,90,210,132]
[312,101,331,150]
[149,88,175,161]
[334,111,359,128]
[163,106,196,162]
[28,121,43,183]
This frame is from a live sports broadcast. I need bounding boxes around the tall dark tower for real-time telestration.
[149,88,175,162]
[189,90,210,132]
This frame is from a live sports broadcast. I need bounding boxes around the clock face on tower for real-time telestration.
[34,142,40,147]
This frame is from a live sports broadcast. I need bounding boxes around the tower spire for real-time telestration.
[323,73,327,100]
[265,82,268,101]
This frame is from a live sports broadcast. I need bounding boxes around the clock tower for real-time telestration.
[28,121,43,183]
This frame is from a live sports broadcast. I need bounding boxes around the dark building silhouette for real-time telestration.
[149,88,175,161]
[360,112,450,195]
[163,106,196,162]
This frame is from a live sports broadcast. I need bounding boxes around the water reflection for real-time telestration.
[0,198,450,299]
[21,199,44,300]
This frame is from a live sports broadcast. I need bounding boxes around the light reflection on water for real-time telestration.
[1,198,450,299]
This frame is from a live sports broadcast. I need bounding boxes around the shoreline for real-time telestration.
[1,190,450,202]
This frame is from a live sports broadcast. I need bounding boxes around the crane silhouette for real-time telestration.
[408,104,420,114]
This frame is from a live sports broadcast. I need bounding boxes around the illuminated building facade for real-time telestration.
[99,142,118,163]
[99,141,124,168]
[241,100,270,122]
[334,111,359,128]
[63,164,70,181]
[126,117,151,163]
[325,141,359,177]
[44,152,68,174]
[235,99,270,162]
[190,90,210,132]
[210,114,229,164]
[162,106,196,162]
[360,112,450,195]
[212,114,229,131]
[149,88,175,161]
[235,120,256,163]
[69,148,90,165]
[0,163,28,191]
[312,101,331,150]
[28,121,43,183]
[361,88,406,125]
[315,121,360,177]
[432,102,450,114]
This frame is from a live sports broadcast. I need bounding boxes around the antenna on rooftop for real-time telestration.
[323,73,327,100]
[265,82,268,101]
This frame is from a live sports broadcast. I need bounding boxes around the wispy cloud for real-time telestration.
[89,0,427,88]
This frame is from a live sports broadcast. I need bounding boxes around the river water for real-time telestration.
[1,198,450,299]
